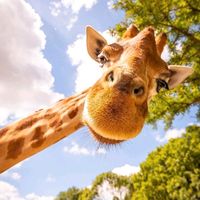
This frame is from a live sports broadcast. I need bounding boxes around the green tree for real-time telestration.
[88,172,133,200]
[55,187,81,200]
[131,125,200,200]
[112,0,200,128]
[78,188,91,200]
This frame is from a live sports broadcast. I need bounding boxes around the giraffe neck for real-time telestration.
[0,89,88,173]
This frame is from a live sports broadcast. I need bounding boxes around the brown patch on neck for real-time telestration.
[15,116,39,131]
[44,109,56,120]
[49,113,62,128]
[68,106,78,119]
[74,122,83,130]
[31,126,46,148]
[6,137,25,159]
[55,126,63,133]
[0,127,9,138]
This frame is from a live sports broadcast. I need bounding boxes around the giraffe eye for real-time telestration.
[107,71,114,82]
[98,55,108,65]
[156,79,169,92]
[132,86,144,96]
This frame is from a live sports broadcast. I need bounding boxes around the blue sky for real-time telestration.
[0,0,198,200]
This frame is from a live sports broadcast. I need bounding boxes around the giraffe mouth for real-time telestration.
[87,125,124,145]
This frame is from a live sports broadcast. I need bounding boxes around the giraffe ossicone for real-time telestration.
[0,25,193,172]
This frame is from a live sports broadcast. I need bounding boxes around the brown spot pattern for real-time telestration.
[0,127,8,138]
[55,127,62,133]
[68,106,78,119]
[49,119,58,128]
[31,126,46,148]
[55,119,63,128]
[74,122,83,130]
[48,113,63,128]
[44,109,56,120]
[49,118,63,128]
[15,117,39,131]
[6,137,25,159]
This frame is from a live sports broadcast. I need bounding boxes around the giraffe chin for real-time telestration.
[87,124,124,145]
[83,91,145,144]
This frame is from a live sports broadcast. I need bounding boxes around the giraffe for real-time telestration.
[0,25,193,173]
[83,25,193,144]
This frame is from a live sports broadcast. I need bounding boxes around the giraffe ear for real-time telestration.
[86,26,107,62]
[168,65,193,89]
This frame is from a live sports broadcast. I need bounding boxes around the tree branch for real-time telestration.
[157,22,200,43]
[185,0,200,12]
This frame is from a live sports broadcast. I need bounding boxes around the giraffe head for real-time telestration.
[83,25,193,144]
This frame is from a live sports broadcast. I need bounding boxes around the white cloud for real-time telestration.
[188,122,200,126]
[67,30,116,92]
[95,180,128,200]
[11,173,21,180]
[112,164,140,176]
[0,181,23,200]
[0,181,54,200]
[107,0,114,10]
[46,175,56,183]
[63,142,106,156]
[49,1,62,16]
[0,160,24,181]
[25,193,54,200]
[155,128,185,143]
[1,172,21,180]
[66,15,78,30]
[62,0,97,13]
[49,0,97,30]
[0,0,64,125]
[96,148,107,154]
[55,0,98,14]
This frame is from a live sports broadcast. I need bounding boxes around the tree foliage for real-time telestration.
[111,0,200,128]
[78,188,91,200]
[55,187,81,200]
[55,125,200,200]
[88,172,133,200]
[131,125,200,200]
[55,173,133,200]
